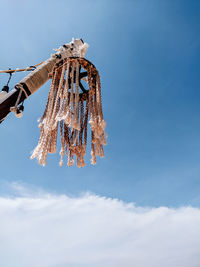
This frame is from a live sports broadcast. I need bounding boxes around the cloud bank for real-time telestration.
[0,191,199,267]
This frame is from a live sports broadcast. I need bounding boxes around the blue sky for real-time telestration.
[0,1,200,267]
[0,0,200,207]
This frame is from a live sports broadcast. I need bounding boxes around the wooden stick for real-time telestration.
[0,62,44,74]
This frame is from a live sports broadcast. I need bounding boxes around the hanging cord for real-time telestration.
[6,70,12,86]
[1,69,13,93]
[10,84,28,118]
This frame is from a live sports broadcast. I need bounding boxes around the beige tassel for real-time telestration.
[74,61,80,130]
[31,57,107,167]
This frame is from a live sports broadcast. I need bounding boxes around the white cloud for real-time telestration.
[0,189,199,267]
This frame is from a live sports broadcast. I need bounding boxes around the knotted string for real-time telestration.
[31,57,106,167]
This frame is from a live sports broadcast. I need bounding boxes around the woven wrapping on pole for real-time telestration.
[30,57,106,167]
[20,58,56,94]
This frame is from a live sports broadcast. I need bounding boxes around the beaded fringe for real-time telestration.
[30,57,106,167]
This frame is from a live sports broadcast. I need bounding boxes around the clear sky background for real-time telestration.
[0,0,200,207]
[0,1,200,267]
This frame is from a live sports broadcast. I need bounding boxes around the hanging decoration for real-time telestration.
[0,38,107,167]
